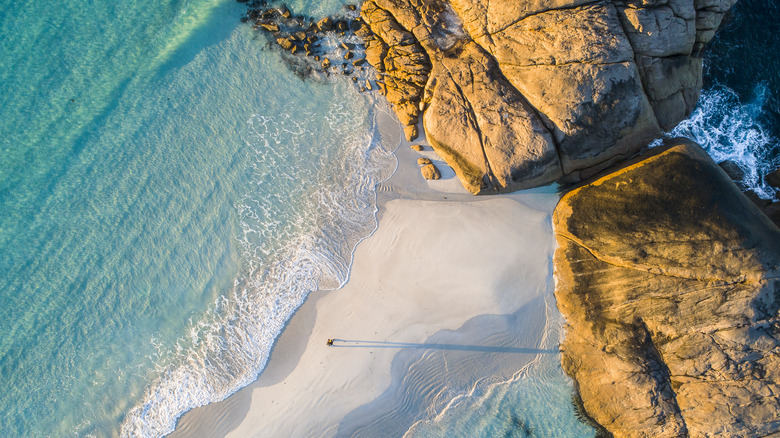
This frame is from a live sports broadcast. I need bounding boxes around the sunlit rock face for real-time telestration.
[359,0,736,194]
[554,139,780,437]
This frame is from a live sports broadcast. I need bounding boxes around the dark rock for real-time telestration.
[321,58,331,69]
[764,202,780,227]
[352,58,365,67]
[719,159,746,182]
[317,17,333,32]
[344,51,353,60]
[767,167,780,189]
[276,37,294,51]
[745,190,773,208]
[259,22,279,32]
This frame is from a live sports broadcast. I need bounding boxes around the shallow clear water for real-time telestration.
[2,0,776,436]
[1,0,394,436]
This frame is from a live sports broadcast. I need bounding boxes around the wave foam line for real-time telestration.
[119,100,399,437]
[671,84,779,200]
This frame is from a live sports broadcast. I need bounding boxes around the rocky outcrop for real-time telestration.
[553,139,780,437]
[358,0,736,194]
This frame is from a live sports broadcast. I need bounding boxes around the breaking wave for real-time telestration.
[671,84,779,200]
[120,100,399,437]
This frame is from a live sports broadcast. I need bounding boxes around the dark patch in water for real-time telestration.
[236,0,375,88]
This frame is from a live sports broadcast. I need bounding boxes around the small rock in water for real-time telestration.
[306,35,318,43]
[321,58,331,69]
[421,163,441,180]
[718,160,746,183]
[280,7,291,18]
[314,55,320,61]
[417,157,432,165]
[336,20,348,31]
[767,167,780,189]
[352,77,358,82]
[344,51,353,60]
[317,17,333,32]
[346,4,357,11]
[365,80,372,90]
[277,37,294,51]
[260,22,279,32]
[410,144,424,152]
[293,31,306,41]
[352,58,365,67]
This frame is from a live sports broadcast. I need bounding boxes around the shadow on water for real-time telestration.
[329,339,557,354]
[154,0,241,77]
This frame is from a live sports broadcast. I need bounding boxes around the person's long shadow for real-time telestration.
[329,339,557,354]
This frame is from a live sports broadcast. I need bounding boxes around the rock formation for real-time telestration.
[359,0,737,194]
[553,139,780,437]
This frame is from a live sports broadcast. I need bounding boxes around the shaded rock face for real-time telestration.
[553,140,780,437]
[358,0,736,194]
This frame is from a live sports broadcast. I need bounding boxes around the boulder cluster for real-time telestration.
[355,0,737,194]
[239,2,780,435]
[240,0,375,88]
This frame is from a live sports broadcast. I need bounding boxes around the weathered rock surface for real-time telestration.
[359,0,736,193]
[421,163,442,179]
[554,139,780,437]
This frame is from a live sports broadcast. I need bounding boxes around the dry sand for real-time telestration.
[169,116,562,437]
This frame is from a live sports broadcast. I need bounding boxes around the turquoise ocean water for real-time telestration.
[1,0,777,437]
[1,0,396,435]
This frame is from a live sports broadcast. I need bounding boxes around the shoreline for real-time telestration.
[169,115,572,437]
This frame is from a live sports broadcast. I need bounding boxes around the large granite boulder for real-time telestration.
[553,139,780,437]
[359,0,737,194]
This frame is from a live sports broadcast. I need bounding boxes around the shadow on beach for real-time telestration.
[328,339,556,354]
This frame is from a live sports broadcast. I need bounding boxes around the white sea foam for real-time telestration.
[670,84,779,200]
[119,99,398,437]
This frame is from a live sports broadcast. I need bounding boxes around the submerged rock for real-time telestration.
[554,139,780,437]
[317,17,333,31]
[767,167,780,189]
[276,37,294,51]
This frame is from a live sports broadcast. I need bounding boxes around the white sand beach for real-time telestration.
[169,119,564,437]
